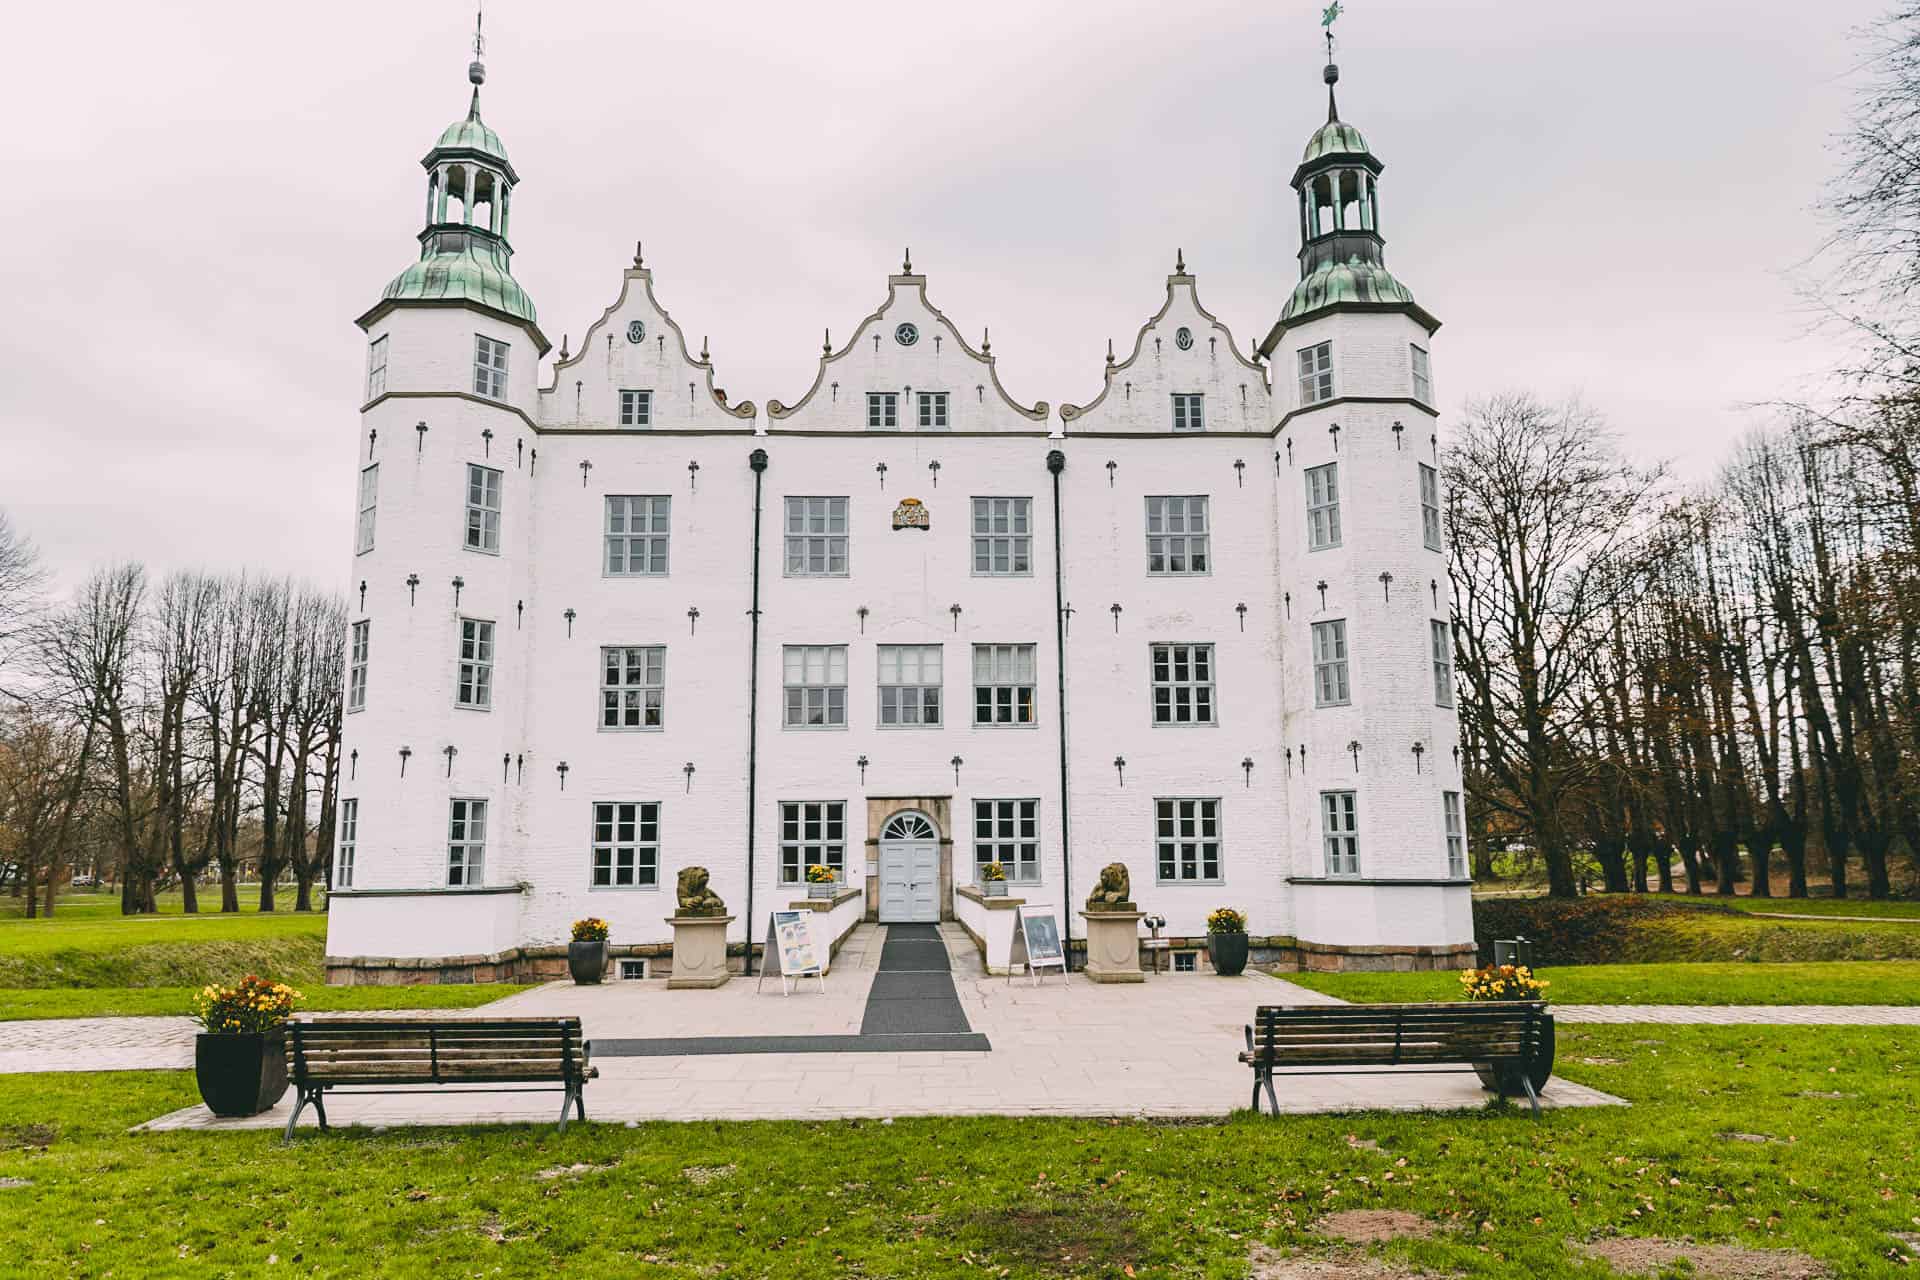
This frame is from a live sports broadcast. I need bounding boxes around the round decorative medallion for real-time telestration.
[895,322,919,347]
[626,320,646,344]
[1175,326,1194,351]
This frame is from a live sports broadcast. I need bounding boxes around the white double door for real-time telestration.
[878,838,939,923]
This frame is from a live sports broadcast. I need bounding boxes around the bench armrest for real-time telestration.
[1243,1023,1254,1055]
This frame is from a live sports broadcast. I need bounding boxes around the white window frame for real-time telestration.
[1321,790,1359,876]
[1431,619,1454,708]
[365,335,388,401]
[867,392,898,430]
[971,497,1032,577]
[1312,619,1350,707]
[348,620,369,713]
[784,497,849,577]
[456,617,494,709]
[355,464,378,555]
[605,495,671,576]
[1150,643,1216,726]
[591,801,660,889]
[783,644,848,729]
[1155,797,1222,884]
[1411,344,1433,403]
[1171,393,1205,433]
[1145,495,1211,576]
[619,389,653,428]
[1419,463,1443,552]
[779,800,845,884]
[473,334,509,400]
[335,798,357,889]
[972,643,1036,727]
[877,644,942,727]
[1443,791,1466,878]
[973,798,1041,883]
[465,463,502,554]
[447,797,487,885]
[601,645,665,730]
[917,391,949,430]
[1297,341,1333,406]
[1305,463,1341,550]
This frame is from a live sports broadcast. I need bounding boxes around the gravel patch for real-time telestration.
[1575,1237,1830,1278]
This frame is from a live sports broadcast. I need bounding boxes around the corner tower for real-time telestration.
[1264,15,1473,972]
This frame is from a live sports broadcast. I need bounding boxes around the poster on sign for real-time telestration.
[756,910,827,995]
[1007,906,1068,987]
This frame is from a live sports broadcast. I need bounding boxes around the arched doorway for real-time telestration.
[878,811,939,923]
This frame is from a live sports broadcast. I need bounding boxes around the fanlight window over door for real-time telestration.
[881,813,937,841]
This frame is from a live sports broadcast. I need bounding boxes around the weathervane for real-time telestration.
[1321,1,1344,120]
[467,3,487,98]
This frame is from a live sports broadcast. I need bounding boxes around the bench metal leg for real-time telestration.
[1519,1073,1541,1118]
[574,1086,587,1124]
[311,1089,329,1131]
[1263,1069,1279,1116]
[1251,1074,1264,1115]
[282,1089,308,1142]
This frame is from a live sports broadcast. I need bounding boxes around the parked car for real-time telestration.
[70,874,97,888]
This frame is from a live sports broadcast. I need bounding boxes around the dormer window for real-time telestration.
[1171,393,1205,432]
[1297,342,1334,407]
[473,335,509,400]
[620,389,652,428]
[868,392,899,430]
[918,392,949,431]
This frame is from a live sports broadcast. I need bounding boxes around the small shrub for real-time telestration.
[570,918,609,943]
[1207,907,1247,934]
[192,975,300,1035]
[805,864,837,885]
[1458,963,1549,1002]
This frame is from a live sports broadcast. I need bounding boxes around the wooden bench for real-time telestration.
[1240,1002,1551,1117]
[283,1017,597,1139]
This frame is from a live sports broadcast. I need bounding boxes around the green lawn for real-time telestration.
[0,1026,1913,1276]
[1653,894,1920,920]
[1281,959,1920,1006]
[0,984,532,1021]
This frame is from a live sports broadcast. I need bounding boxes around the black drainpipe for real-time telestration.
[743,447,769,976]
[1046,448,1073,963]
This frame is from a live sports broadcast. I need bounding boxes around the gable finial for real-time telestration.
[558,333,569,361]
[982,326,991,354]
[633,240,644,268]
[823,327,832,355]
[1106,337,1116,366]
[903,247,913,274]
[700,335,710,362]
[1175,247,1186,274]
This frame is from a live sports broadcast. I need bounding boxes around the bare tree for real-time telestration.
[0,511,48,701]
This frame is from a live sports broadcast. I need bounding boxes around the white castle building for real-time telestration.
[325,35,1476,983]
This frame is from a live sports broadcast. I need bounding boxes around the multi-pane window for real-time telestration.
[456,618,494,709]
[1305,463,1340,549]
[335,798,357,889]
[1145,496,1210,575]
[784,645,848,728]
[1312,620,1350,707]
[974,798,1040,883]
[619,389,652,428]
[1419,463,1442,551]
[917,391,949,430]
[605,496,671,575]
[1443,791,1466,878]
[365,335,387,401]
[784,497,849,576]
[973,644,1036,726]
[971,498,1031,576]
[465,464,501,553]
[867,392,898,429]
[780,800,844,883]
[355,464,378,554]
[473,334,508,400]
[591,801,660,888]
[447,798,487,885]
[1322,791,1359,875]
[1411,344,1433,402]
[1151,643,1216,725]
[1297,340,1334,406]
[1156,798,1222,883]
[878,645,942,726]
[601,646,665,729]
[1431,619,1454,707]
[1171,393,1205,432]
[348,621,369,713]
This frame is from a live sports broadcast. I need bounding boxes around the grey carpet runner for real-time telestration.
[592,923,989,1057]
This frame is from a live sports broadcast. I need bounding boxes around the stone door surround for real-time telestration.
[863,796,954,922]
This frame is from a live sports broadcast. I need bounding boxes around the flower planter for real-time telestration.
[568,939,609,984]
[982,881,1008,898]
[807,882,837,900]
[195,1028,289,1117]
[1475,1010,1556,1098]
[1207,930,1250,976]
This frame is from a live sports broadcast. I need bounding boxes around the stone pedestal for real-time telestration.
[666,915,734,989]
[1079,910,1145,984]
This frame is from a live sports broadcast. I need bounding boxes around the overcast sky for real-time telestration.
[0,0,1874,595]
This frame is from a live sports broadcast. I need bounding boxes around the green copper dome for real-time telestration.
[1303,119,1369,163]
[434,107,509,165]
[380,244,538,326]
[1280,258,1417,323]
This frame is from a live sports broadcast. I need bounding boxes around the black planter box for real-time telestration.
[1207,931,1250,976]
[1475,1010,1556,1097]
[568,940,609,984]
[195,1028,290,1117]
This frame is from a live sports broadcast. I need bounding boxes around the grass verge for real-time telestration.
[1279,959,1920,1006]
[0,984,533,1021]
[0,1025,1913,1276]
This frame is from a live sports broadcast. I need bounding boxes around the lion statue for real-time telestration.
[1085,862,1134,912]
[676,866,727,917]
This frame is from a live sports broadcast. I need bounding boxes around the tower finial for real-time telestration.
[466,3,487,117]
[1320,1,1344,122]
